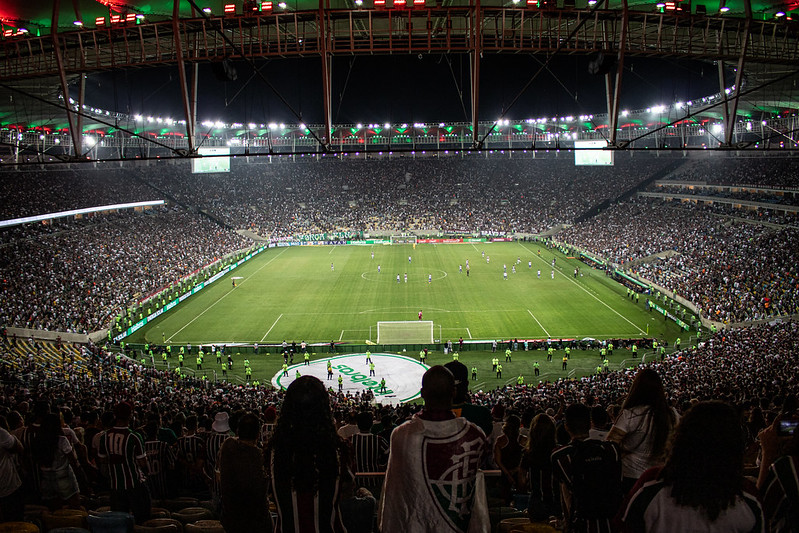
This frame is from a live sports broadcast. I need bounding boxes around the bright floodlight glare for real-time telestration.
[719,5,729,11]
[278,1,287,7]
[356,123,363,129]
[656,2,665,7]
[384,122,390,129]
[202,7,212,13]
[775,11,785,16]
[85,136,96,147]
[588,0,597,4]
[711,124,723,134]
[73,20,83,26]
[512,0,521,4]
[355,0,363,5]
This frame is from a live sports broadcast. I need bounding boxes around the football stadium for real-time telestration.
[0,0,797,531]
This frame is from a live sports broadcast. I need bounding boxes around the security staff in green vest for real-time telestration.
[496,364,502,378]
[471,366,478,380]
[596,365,603,375]
[178,353,184,367]
[534,361,540,376]
[603,358,609,372]
[607,342,613,355]
[295,369,300,379]
[564,346,571,358]
[505,348,512,362]
[369,362,375,376]
[379,378,386,393]
[547,347,554,362]
[197,356,202,370]
[304,352,310,365]
[632,344,638,357]
[282,363,288,377]
[452,352,459,361]
[516,375,524,385]
[338,375,344,391]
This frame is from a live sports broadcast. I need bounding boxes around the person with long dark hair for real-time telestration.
[620,401,764,532]
[520,413,559,522]
[494,414,524,505]
[32,412,82,509]
[606,368,678,492]
[267,375,352,533]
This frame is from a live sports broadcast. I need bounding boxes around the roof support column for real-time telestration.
[470,0,482,149]
[51,0,82,157]
[723,0,751,146]
[607,0,628,147]
[173,0,196,153]
[320,0,333,151]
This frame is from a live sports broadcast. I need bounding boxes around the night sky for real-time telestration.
[80,54,724,125]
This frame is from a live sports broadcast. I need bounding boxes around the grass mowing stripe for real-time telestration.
[519,243,647,336]
[527,309,551,337]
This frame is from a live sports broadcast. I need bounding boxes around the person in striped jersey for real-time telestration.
[268,376,353,533]
[176,415,207,497]
[350,411,388,495]
[143,421,175,500]
[97,402,151,523]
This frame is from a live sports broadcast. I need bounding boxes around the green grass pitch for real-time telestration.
[130,242,688,390]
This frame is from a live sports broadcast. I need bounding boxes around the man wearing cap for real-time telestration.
[97,402,151,522]
[445,361,493,437]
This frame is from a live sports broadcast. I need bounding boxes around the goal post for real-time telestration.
[377,321,433,344]
[390,235,417,245]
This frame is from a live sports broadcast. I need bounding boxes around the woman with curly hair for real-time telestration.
[607,368,678,492]
[620,401,764,532]
[267,376,353,533]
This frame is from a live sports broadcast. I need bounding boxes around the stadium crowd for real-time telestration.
[661,156,799,188]
[559,197,799,323]
[0,207,250,333]
[0,321,796,532]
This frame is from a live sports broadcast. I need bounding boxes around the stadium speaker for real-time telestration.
[212,58,238,82]
[587,51,616,76]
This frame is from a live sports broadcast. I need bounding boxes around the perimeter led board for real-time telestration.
[192,147,231,173]
[574,140,614,166]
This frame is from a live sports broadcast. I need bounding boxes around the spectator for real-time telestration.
[494,414,524,505]
[33,412,82,509]
[351,410,388,495]
[520,413,559,522]
[620,401,764,533]
[0,414,24,521]
[757,416,799,533]
[219,412,272,533]
[268,376,352,533]
[380,365,489,533]
[552,403,623,533]
[97,402,151,522]
[607,368,678,492]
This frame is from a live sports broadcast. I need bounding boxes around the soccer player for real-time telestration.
[551,270,555,279]
[503,264,507,273]
[371,251,374,260]
[418,310,423,321]
[396,274,400,283]
[486,255,490,263]
[537,270,541,279]
[378,264,381,273]
[459,264,462,273]
[428,274,432,283]
[512,265,516,274]
[408,256,412,263]
[503,271,508,281]
[529,261,532,269]
[466,265,470,277]
[404,273,408,283]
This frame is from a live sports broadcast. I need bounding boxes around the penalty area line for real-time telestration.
[466,328,473,339]
[527,309,551,338]
[519,243,647,336]
[167,248,288,343]
[260,313,284,342]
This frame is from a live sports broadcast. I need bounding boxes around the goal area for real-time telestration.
[390,235,417,245]
[377,321,433,344]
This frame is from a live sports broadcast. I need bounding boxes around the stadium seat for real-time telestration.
[498,517,534,533]
[509,523,558,533]
[0,523,40,532]
[133,526,180,533]
[489,507,527,533]
[142,519,183,533]
[148,508,171,519]
[183,521,225,533]
[170,508,212,525]
[23,504,50,523]
[161,499,198,513]
[42,509,88,531]
[86,511,134,533]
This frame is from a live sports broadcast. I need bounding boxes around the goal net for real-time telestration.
[377,321,433,344]
[390,235,417,245]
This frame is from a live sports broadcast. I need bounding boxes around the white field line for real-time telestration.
[261,313,284,342]
[329,246,335,254]
[527,309,551,337]
[167,248,288,342]
[466,328,473,339]
[339,330,345,341]
[520,243,647,335]
[471,243,480,253]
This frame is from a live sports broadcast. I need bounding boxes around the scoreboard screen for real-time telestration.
[574,140,614,166]
[192,147,231,173]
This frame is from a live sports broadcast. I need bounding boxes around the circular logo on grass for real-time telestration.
[271,353,428,404]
